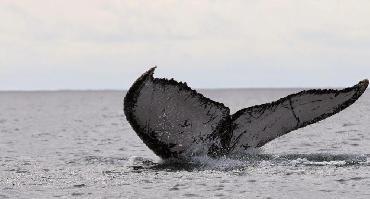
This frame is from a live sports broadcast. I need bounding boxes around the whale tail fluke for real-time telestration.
[124,67,368,159]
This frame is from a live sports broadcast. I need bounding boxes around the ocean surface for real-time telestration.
[0,89,370,198]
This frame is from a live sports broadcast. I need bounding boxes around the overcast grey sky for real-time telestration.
[1,0,369,90]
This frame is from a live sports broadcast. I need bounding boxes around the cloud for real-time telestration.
[0,0,370,90]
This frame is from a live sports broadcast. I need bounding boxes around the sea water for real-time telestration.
[0,89,369,198]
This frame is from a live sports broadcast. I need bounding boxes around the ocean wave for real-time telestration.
[126,153,369,171]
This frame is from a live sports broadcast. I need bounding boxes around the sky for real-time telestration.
[1,0,370,90]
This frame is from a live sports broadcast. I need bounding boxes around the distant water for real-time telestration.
[0,89,370,198]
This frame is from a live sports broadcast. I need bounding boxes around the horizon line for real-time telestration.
[1,86,365,92]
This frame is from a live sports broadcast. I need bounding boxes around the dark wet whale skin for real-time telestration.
[124,67,369,159]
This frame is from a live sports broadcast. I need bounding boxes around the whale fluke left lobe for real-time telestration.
[124,67,230,159]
